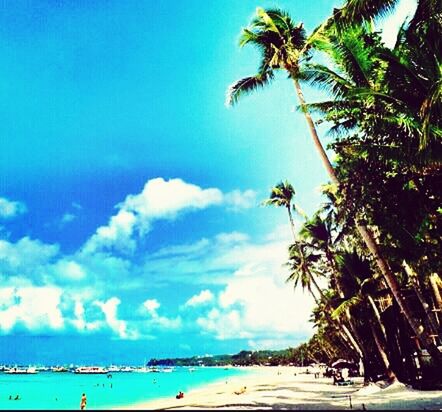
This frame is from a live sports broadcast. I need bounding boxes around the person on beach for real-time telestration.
[80,393,87,410]
[175,391,184,399]
[234,386,247,395]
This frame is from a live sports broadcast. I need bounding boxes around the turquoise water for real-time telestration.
[0,367,248,409]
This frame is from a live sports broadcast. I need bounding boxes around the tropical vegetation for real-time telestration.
[227,0,442,388]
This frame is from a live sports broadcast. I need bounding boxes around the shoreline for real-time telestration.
[116,366,442,410]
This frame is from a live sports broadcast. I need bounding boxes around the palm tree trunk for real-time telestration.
[368,295,388,341]
[430,273,442,311]
[370,322,397,382]
[293,79,337,180]
[292,77,442,367]
[402,260,440,336]
[307,275,362,358]
[307,268,364,359]
[287,206,297,240]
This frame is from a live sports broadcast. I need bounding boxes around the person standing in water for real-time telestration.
[80,393,87,410]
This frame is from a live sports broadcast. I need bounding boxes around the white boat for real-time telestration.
[74,366,108,374]
[161,367,174,373]
[52,366,68,372]
[6,367,38,374]
[133,366,152,373]
[119,366,134,373]
[107,365,121,373]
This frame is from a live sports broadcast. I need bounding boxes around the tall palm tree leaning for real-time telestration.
[262,181,364,359]
[261,181,305,239]
[226,7,442,366]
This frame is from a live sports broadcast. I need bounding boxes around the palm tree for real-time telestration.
[303,20,442,364]
[227,8,336,179]
[226,7,442,366]
[262,180,303,240]
[261,181,364,359]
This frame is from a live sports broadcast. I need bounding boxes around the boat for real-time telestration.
[107,365,121,373]
[52,366,68,372]
[133,366,152,373]
[119,366,134,372]
[6,367,38,374]
[74,366,108,374]
[161,367,174,373]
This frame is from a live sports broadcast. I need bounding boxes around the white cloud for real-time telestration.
[0,237,59,273]
[123,177,223,219]
[83,178,224,253]
[190,227,314,342]
[224,189,257,211]
[215,232,249,244]
[143,299,160,314]
[378,0,418,48]
[196,308,251,340]
[218,275,313,335]
[0,178,314,347]
[0,197,27,219]
[83,178,258,254]
[140,298,182,331]
[71,300,102,333]
[152,238,210,258]
[185,290,214,307]
[94,297,137,339]
[53,260,86,281]
[0,287,64,333]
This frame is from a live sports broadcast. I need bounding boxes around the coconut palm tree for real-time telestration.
[303,20,442,363]
[226,7,442,366]
[262,180,305,239]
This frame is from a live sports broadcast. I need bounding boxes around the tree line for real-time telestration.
[147,347,343,367]
[226,0,441,388]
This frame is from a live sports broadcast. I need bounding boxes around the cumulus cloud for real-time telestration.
[71,300,102,333]
[140,298,182,331]
[185,290,214,307]
[0,237,59,276]
[175,228,315,342]
[94,297,137,339]
[143,299,160,314]
[0,287,64,333]
[0,177,314,348]
[83,178,224,254]
[52,260,86,281]
[0,197,27,219]
[196,308,251,340]
[83,178,257,254]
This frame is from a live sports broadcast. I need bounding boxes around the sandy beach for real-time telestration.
[119,367,442,410]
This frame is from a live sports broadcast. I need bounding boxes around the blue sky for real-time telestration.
[0,0,416,364]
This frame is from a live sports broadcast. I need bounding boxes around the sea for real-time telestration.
[0,367,248,410]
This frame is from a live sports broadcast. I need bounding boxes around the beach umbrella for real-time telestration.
[331,359,355,369]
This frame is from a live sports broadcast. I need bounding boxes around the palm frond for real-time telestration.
[303,64,353,99]
[226,70,274,106]
[331,295,361,319]
[420,79,442,149]
[334,0,399,28]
